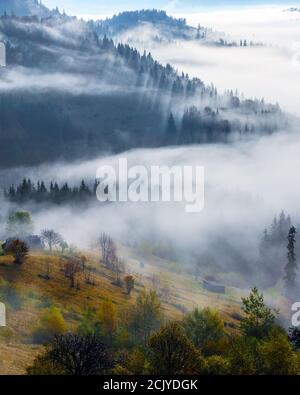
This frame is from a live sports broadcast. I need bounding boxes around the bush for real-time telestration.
[26,354,65,375]
[126,348,150,375]
[5,239,29,264]
[33,306,67,344]
[77,306,101,337]
[204,355,231,375]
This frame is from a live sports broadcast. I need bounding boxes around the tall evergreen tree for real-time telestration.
[164,113,177,145]
[284,226,297,292]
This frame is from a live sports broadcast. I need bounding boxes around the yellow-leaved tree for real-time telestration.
[98,299,117,344]
[34,305,67,343]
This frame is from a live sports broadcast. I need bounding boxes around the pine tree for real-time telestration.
[164,113,177,144]
[284,226,298,292]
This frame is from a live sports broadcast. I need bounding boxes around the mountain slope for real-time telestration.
[0,14,286,167]
[0,245,245,374]
[88,10,201,42]
[87,9,232,46]
[87,9,263,47]
[0,0,51,18]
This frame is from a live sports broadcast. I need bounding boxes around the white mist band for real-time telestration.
[96,158,205,213]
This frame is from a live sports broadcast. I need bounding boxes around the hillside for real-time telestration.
[0,0,51,18]
[87,9,249,47]
[88,9,202,43]
[0,245,248,374]
[0,14,286,167]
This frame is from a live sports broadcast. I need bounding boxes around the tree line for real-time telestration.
[4,178,98,204]
[259,211,299,291]
[0,15,285,167]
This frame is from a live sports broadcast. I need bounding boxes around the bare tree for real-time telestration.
[99,233,117,269]
[41,229,63,253]
[64,257,81,288]
[111,257,125,286]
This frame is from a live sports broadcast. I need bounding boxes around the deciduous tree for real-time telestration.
[41,229,63,253]
[6,239,29,264]
[149,322,205,374]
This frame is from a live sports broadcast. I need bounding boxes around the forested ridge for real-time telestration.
[0,12,287,167]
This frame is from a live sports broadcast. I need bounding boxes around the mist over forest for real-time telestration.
[0,9,288,167]
[1,0,300,377]
[0,4,298,289]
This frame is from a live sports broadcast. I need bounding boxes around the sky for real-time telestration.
[42,0,300,18]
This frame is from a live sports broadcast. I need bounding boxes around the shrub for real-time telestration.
[5,239,29,264]
[126,348,150,375]
[26,354,65,375]
[33,306,67,343]
[77,306,101,336]
[204,355,231,375]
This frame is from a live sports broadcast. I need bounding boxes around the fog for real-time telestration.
[1,6,300,288]
[1,126,300,285]
[121,7,300,114]
[179,6,300,47]
[0,67,137,95]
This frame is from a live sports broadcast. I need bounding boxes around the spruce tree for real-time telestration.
[165,113,177,144]
[284,226,297,292]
